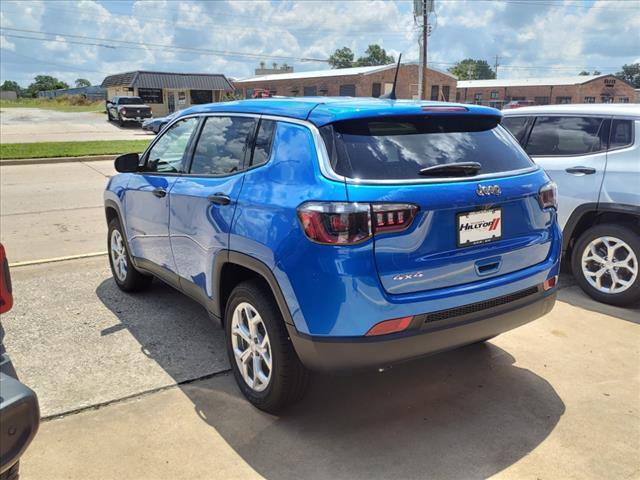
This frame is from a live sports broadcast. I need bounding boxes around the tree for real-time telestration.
[579,70,601,76]
[579,70,590,76]
[356,44,395,67]
[0,80,23,96]
[75,78,91,88]
[448,59,496,80]
[616,63,640,88]
[329,47,355,69]
[25,75,69,97]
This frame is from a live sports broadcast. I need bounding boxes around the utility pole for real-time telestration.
[416,0,432,100]
[494,54,500,79]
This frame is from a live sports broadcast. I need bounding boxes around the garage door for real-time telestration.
[339,84,356,96]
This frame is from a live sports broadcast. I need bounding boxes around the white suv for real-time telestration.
[503,104,640,306]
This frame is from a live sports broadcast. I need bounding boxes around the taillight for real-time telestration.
[538,182,557,210]
[297,202,418,245]
[543,276,558,291]
[0,244,13,314]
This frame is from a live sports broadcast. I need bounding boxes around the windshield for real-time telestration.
[321,116,534,180]
[119,97,144,105]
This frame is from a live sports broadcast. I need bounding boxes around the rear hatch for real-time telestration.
[321,113,554,295]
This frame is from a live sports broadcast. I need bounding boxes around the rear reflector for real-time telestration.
[543,276,558,291]
[365,316,413,336]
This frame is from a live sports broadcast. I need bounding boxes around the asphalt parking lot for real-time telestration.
[1,160,639,479]
[0,108,152,144]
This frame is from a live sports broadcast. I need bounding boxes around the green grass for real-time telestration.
[0,98,104,112]
[0,140,151,160]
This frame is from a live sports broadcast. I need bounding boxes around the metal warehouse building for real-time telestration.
[101,71,234,116]
[456,74,636,108]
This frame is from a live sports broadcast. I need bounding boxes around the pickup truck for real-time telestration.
[106,96,152,127]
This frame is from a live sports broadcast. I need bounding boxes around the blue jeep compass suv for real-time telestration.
[105,98,561,412]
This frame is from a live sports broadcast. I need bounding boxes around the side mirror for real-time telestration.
[114,153,140,173]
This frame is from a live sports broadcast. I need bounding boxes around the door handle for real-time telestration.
[152,187,167,198]
[565,166,596,175]
[207,193,231,205]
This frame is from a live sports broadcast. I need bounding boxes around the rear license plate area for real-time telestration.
[457,208,502,247]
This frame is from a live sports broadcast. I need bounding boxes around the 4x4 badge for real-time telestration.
[476,184,502,196]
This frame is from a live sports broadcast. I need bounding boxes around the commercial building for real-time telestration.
[456,74,636,108]
[234,63,458,101]
[101,71,234,116]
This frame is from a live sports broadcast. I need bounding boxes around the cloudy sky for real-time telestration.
[1,0,638,87]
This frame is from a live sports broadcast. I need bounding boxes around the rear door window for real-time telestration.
[190,116,256,175]
[501,116,529,144]
[321,116,533,180]
[609,119,633,150]
[526,116,607,156]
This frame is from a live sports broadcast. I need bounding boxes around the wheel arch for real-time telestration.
[563,203,640,259]
[214,251,295,329]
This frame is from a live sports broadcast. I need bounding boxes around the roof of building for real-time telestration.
[101,71,233,91]
[235,63,456,83]
[457,74,615,89]
[178,97,498,127]
[502,103,640,118]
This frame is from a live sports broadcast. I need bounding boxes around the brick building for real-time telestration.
[233,63,458,101]
[456,74,636,108]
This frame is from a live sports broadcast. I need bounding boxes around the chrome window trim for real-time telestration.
[146,111,540,185]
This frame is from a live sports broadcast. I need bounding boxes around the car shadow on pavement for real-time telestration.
[97,278,565,480]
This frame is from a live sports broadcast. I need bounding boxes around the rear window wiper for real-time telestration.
[418,162,482,177]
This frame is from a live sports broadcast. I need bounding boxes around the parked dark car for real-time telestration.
[0,244,39,480]
[142,110,182,135]
[106,96,152,127]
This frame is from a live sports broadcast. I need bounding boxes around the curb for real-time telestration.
[0,154,118,166]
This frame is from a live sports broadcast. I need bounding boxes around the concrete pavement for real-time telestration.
[15,295,640,480]
[0,160,115,263]
[0,108,153,143]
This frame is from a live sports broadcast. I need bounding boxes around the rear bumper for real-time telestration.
[288,287,556,372]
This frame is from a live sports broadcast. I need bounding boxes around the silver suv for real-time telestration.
[503,104,640,306]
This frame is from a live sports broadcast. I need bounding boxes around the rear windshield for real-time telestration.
[119,97,143,105]
[320,116,534,180]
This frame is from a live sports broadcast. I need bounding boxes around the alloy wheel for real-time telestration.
[230,302,272,392]
[110,229,128,282]
[581,236,638,294]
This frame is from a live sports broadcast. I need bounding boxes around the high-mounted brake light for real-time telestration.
[297,202,419,245]
[421,106,468,112]
[538,182,557,210]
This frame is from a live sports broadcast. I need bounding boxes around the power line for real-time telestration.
[0,27,330,63]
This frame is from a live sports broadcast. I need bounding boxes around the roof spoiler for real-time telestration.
[380,54,402,101]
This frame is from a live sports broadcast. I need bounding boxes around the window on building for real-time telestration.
[555,96,572,104]
[601,96,613,103]
[619,97,630,103]
[474,92,482,103]
[526,116,607,156]
[490,91,499,99]
[534,96,550,105]
[245,88,254,99]
[371,83,381,98]
[584,97,596,103]
[269,90,277,96]
[609,119,633,150]
[604,78,616,87]
[290,88,300,96]
[137,88,163,104]
[303,86,317,96]
[190,90,213,104]
[501,116,529,145]
[251,120,277,167]
[339,84,356,96]
[456,91,461,101]
[190,116,256,175]
[431,85,440,101]
[319,87,328,96]
[234,88,244,98]
[442,85,450,101]
[146,118,199,173]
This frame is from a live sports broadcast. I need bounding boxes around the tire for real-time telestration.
[107,218,152,292]
[107,110,112,121]
[571,223,640,306]
[118,114,124,127]
[225,280,309,412]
